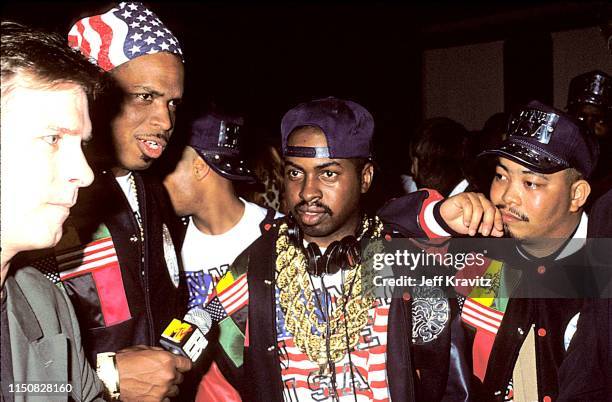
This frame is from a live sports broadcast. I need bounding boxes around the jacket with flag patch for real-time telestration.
[31,170,188,364]
[454,214,600,401]
[203,189,471,402]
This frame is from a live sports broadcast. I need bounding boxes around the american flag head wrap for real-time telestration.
[68,2,183,71]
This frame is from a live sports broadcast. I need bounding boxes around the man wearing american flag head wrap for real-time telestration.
[28,2,193,401]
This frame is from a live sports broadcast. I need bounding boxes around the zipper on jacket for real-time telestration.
[133,173,156,344]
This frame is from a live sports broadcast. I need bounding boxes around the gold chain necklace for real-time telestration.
[275,216,384,374]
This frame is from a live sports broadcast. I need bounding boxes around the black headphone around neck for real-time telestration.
[286,217,361,276]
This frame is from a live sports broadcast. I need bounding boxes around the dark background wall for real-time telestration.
[3,1,610,198]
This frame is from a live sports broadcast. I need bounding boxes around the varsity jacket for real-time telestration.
[454,214,606,401]
[31,170,188,364]
[203,190,471,402]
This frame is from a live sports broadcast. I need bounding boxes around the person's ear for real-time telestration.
[360,162,374,193]
[569,179,591,212]
[193,156,210,181]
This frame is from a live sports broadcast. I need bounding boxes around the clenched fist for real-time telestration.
[115,345,192,402]
[440,192,504,237]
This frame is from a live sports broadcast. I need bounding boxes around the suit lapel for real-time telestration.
[5,275,68,386]
[5,275,42,342]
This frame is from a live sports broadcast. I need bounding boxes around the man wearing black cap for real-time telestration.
[567,70,611,140]
[455,100,606,401]
[201,97,503,401]
[566,70,612,205]
[164,111,280,306]
[163,110,281,399]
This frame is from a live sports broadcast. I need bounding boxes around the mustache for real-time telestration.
[293,200,333,216]
[496,204,530,222]
[151,132,170,142]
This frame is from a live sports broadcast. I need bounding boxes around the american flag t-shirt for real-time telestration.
[275,273,392,402]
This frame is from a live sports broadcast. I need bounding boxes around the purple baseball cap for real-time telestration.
[281,96,374,159]
[479,100,599,178]
[188,112,256,182]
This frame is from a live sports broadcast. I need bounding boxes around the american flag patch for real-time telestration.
[32,254,61,284]
[205,296,228,323]
[217,274,248,316]
[57,238,118,280]
[461,298,504,334]
[57,237,131,326]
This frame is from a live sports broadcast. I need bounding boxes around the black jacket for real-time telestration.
[459,220,604,402]
[209,190,470,402]
[32,170,188,364]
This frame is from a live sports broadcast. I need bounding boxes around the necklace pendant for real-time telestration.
[317,352,330,376]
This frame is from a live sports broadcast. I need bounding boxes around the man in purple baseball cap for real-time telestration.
[26,2,191,401]
[202,96,505,401]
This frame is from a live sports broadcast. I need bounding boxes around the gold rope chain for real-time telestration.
[275,216,384,369]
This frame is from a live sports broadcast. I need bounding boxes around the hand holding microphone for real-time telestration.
[114,345,192,402]
[111,309,211,402]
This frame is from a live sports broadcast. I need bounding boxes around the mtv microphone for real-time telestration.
[160,308,212,362]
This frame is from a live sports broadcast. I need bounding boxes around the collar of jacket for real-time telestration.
[5,273,43,342]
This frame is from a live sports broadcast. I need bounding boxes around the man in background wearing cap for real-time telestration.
[201,96,503,401]
[28,2,191,401]
[1,21,104,402]
[456,100,605,401]
[567,70,611,140]
[566,70,612,207]
[162,110,281,400]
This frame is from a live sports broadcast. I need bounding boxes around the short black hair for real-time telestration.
[565,167,583,185]
[410,117,470,196]
[350,157,370,175]
[1,21,103,101]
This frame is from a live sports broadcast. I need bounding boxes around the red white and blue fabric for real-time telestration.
[461,298,504,383]
[275,286,392,402]
[67,1,182,71]
[186,271,218,309]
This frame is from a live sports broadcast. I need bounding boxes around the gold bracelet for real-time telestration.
[96,352,120,401]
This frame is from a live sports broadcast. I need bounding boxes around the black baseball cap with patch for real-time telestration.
[188,112,256,182]
[567,70,611,111]
[280,96,374,159]
[479,100,599,178]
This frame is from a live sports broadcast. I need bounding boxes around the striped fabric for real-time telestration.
[57,237,118,280]
[67,2,182,71]
[30,233,131,327]
[461,298,504,334]
[278,300,391,402]
[216,273,248,316]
